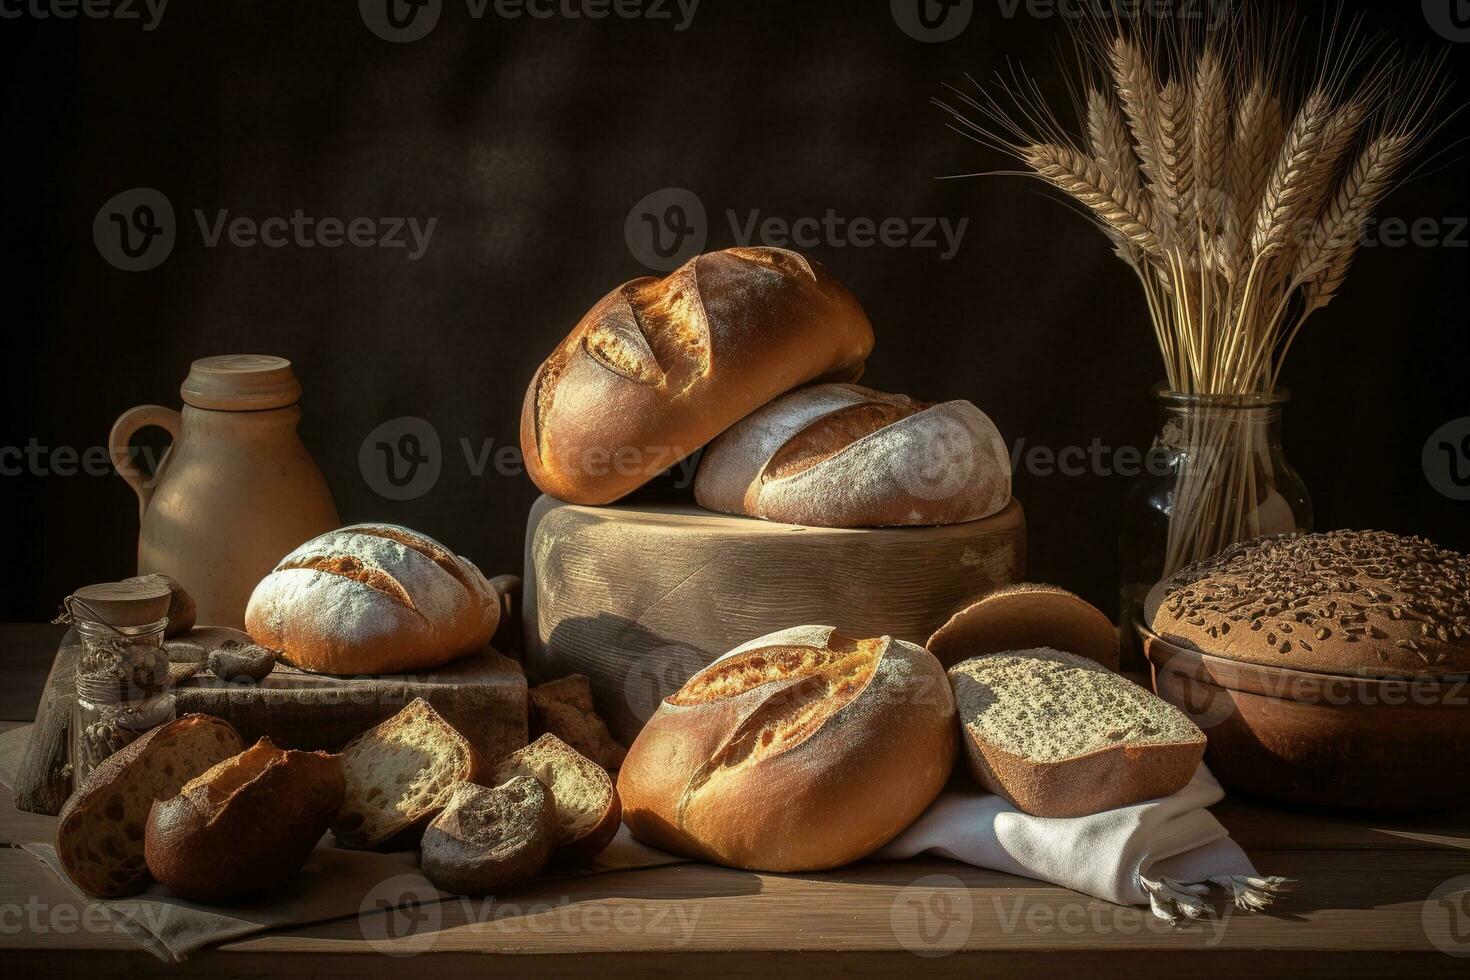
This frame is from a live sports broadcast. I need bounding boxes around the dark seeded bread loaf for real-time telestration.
[1146,530,1470,678]
[332,699,488,850]
[57,715,243,898]
[949,648,1205,817]
[420,776,558,895]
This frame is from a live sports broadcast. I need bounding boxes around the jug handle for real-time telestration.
[109,405,183,521]
[488,574,521,657]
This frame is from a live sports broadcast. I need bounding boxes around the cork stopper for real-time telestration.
[180,355,301,411]
[69,580,173,627]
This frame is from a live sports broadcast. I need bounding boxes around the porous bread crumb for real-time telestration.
[494,735,613,845]
[950,648,1200,762]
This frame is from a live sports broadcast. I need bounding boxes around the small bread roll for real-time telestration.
[618,626,956,872]
[694,383,1011,527]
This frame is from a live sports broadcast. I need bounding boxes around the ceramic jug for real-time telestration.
[109,355,341,628]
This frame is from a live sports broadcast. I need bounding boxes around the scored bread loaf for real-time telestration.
[529,675,628,771]
[693,383,1011,527]
[145,738,344,901]
[492,734,620,863]
[420,777,558,896]
[1146,530,1470,678]
[521,247,875,506]
[618,626,956,872]
[333,698,488,850]
[246,524,500,675]
[57,715,244,898]
[949,648,1205,817]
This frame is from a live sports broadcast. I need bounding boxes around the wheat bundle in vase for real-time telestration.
[944,11,1449,576]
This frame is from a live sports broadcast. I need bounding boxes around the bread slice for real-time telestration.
[493,734,620,863]
[332,698,487,850]
[529,675,627,771]
[420,776,557,895]
[56,714,244,898]
[146,738,343,901]
[949,648,1205,817]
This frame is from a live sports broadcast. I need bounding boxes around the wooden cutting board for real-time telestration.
[14,631,527,815]
[523,495,1026,742]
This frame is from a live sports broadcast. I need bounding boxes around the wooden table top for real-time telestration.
[3,622,1468,977]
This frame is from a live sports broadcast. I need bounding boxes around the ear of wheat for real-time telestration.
[937,8,1449,576]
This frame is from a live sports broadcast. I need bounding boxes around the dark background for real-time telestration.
[5,0,1468,622]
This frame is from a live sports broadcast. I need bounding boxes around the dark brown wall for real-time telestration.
[6,0,1469,621]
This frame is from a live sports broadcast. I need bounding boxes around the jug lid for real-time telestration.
[69,580,173,627]
[181,355,302,411]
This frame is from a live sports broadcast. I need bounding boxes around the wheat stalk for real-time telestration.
[1021,143,1160,252]
[1249,89,1333,260]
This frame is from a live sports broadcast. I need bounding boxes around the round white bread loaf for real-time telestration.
[245,524,499,675]
[521,247,875,506]
[693,383,1011,527]
[617,625,956,872]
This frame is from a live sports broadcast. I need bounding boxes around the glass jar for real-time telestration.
[70,615,176,782]
[1119,385,1313,670]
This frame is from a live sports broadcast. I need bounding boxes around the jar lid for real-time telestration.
[180,355,302,411]
[69,580,174,627]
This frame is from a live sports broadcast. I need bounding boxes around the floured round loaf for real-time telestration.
[246,524,500,675]
[1146,530,1470,678]
[694,383,1011,527]
[617,626,956,872]
[521,247,875,505]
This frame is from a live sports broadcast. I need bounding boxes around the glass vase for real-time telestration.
[1119,385,1313,670]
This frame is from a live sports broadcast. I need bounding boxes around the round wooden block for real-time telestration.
[523,494,1026,742]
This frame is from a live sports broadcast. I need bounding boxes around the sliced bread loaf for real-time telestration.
[493,734,620,863]
[333,698,487,850]
[420,776,558,895]
[949,648,1205,817]
[57,714,244,897]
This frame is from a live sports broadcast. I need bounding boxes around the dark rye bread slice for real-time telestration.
[493,734,620,863]
[57,714,244,898]
[332,698,487,850]
[949,649,1205,818]
[420,776,558,895]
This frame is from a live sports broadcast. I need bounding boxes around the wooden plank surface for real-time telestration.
[5,624,1470,976]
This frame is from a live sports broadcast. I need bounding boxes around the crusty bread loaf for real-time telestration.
[529,675,628,771]
[928,583,1119,669]
[333,698,487,850]
[493,734,620,863]
[949,648,1205,817]
[521,247,875,506]
[145,738,343,901]
[246,524,500,675]
[420,777,557,895]
[618,625,956,872]
[1146,530,1470,678]
[694,383,1012,527]
[57,715,243,898]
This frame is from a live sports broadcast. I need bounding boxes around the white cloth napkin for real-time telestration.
[877,764,1287,922]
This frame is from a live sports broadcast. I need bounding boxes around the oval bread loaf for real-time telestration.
[693,383,1011,527]
[420,777,558,895]
[618,626,957,872]
[521,247,875,506]
[145,738,344,901]
[246,524,500,675]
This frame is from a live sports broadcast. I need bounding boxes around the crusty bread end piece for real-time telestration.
[949,648,1205,817]
[420,776,557,895]
[529,675,628,771]
[492,734,620,863]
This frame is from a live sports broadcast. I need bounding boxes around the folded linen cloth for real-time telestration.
[876,764,1287,923]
